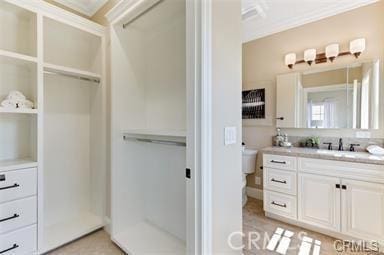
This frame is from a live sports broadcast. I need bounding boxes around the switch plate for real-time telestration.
[224,127,237,145]
[255,176,261,185]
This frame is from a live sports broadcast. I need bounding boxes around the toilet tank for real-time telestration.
[242,149,258,174]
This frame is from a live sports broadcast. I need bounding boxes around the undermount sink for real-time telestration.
[316,149,372,159]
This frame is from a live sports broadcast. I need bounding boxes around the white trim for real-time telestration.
[243,0,378,42]
[4,0,105,36]
[200,0,212,254]
[103,217,111,234]
[246,187,264,200]
[53,0,108,17]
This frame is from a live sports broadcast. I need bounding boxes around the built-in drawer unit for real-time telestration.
[264,154,297,171]
[0,168,37,204]
[264,190,297,220]
[264,168,297,195]
[0,197,37,234]
[0,225,37,255]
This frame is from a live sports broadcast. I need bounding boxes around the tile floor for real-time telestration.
[48,198,375,255]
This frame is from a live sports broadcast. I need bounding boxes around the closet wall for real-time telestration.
[110,0,187,253]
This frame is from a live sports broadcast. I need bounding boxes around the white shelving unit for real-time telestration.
[0,1,106,254]
[0,108,38,114]
[109,0,189,254]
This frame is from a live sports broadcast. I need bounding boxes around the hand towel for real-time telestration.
[18,99,34,109]
[367,145,384,156]
[6,90,26,101]
[1,99,17,108]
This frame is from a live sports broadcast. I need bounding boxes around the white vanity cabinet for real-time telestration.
[298,173,341,232]
[263,152,384,244]
[341,179,384,241]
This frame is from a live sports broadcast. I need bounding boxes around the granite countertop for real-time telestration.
[262,146,384,166]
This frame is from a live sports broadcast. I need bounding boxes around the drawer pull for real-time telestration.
[271,201,287,208]
[0,183,20,191]
[270,160,286,164]
[0,244,19,254]
[0,214,20,223]
[271,178,287,184]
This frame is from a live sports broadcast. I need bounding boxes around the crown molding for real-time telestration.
[105,0,160,26]
[5,0,105,36]
[53,0,108,17]
[243,0,378,43]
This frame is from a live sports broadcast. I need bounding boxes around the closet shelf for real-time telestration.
[0,108,38,114]
[44,63,101,83]
[0,49,37,65]
[0,158,37,172]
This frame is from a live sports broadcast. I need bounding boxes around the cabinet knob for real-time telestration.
[276,117,284,120]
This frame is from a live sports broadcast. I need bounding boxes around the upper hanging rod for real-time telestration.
[122,0,163,29]
[44,70,100,84]
[123,135,186,147]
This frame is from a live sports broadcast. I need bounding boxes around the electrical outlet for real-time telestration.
[255,176,261,185]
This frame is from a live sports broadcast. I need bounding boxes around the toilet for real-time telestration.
[242,148,258,206]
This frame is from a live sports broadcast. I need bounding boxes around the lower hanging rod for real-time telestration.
[44,71,100,84]
[123,136,186,147]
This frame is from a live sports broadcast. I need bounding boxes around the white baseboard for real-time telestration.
[246,186,263,200]
[104,216,111,234]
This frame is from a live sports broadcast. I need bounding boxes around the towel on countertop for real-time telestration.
[367,145,384,156]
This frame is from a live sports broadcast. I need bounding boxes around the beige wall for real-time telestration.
[243,1,384,189]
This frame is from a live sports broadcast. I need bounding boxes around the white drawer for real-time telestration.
[264,168,297,195]
[0,225,37,255]
[264,154,297,171]
[0,168,37,204]
[0,197,36,234]
[264,190,297,219]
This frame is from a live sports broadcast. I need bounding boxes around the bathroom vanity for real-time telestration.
[262,147,384,245]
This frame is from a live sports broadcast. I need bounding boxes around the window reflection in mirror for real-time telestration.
[301,60,380,129]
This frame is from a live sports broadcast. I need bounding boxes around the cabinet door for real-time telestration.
[342,179,384,241]
[276,73,302,128]
[298,173,341,232]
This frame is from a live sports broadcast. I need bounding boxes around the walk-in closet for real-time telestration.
[0,1,106,254]
[108,0,191,253]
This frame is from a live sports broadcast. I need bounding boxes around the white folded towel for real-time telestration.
[367,145,384,156]
[1,99,17,108]
[6,90,26,101]
[18,99,34,109]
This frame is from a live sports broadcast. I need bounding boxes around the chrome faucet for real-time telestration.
[338,138,344,151]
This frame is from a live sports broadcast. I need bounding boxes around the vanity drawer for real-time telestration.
[264,154,297,171]
[0,225,37,255]
[264,190,297,219]
[264,168,297,195]
[0,197,36,234]
[0,168,37,204]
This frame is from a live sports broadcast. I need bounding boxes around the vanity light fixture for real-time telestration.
[285,53,296,69]
[325,43,339,62]
[350,38,366,58]
[304,49,317,65]
[284,38,366,68]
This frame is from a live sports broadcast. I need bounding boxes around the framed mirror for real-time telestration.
[276,59,381,129]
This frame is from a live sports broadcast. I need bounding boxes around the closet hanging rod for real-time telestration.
[122,0,163,29]
[44,71,101,84]
[123,136,186,147]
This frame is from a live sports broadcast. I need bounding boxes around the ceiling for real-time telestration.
[53,0,108,17]
[242,0,378,43]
